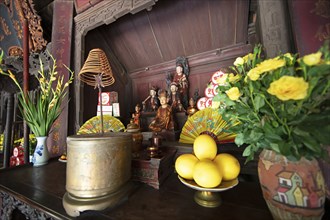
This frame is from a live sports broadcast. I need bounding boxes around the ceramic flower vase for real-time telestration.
[258,149,326,220]
[32,136,49,167]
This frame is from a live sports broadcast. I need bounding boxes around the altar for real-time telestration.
[0,159,275,220]
[1,157,330,219]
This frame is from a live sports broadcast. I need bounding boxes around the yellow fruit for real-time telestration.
[193,159,222,188]
[175,154,199,180]
[214,153,240,181]
[193,134,217,160]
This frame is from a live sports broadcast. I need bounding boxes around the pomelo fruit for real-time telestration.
[214,153,240,181]
[193,134,217,160]
[175,154,199,180]
[193,159,222,188]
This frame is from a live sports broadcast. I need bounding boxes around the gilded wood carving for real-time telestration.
[0,0,47,56]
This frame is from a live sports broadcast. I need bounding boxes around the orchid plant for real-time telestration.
[0,50,74,137]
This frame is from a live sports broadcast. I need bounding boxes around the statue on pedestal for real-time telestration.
[168,82,184,112]
[173,56,189,108]
[166,56,189,109]
[132,103,141,128]
[142,86,159,112]
[149,90,175,132]
[186,97,198,116]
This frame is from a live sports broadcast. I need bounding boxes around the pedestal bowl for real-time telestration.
[178,175,239,208]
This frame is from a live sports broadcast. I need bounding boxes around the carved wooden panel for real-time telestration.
[76,0,251,129]
[0,0,47,57]
[100,0,250,73]
[74,0,103,14]
[73,0,158,131]
[0,191,55,220]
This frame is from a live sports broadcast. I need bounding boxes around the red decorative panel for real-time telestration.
[48,0,74,158]
[289,0,330,55]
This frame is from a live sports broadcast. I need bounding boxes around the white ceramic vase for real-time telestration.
[32,136,49,167]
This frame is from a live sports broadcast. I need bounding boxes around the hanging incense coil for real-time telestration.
[78,48,115,87]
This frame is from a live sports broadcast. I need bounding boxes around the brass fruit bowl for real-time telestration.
[178,175,239,208]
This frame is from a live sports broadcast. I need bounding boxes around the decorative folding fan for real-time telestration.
[77,115,125,134]
[179,108,236,144]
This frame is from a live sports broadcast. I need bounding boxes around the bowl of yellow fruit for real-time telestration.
[175,134,240,208]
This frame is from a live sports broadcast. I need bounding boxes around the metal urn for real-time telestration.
[63,133,132,217]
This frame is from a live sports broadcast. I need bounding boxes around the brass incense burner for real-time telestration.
[63,48,128,217]
[63,133,132,217]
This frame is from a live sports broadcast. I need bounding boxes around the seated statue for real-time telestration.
[149,90,175,132]
[186,97,198,116]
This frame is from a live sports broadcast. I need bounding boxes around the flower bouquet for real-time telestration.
[1,51,73,137]
[1,50,74,165]
[212,42,330,219]
[212,42,330,163]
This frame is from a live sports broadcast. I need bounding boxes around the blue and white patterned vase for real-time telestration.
[32,136,49,167]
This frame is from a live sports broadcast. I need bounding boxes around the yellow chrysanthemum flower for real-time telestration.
[302,52,322,66]
[243,53,254,63]
[247,68,261,81]
[255,58,286,74]
[215,73,228,85]
[234,57,244,66]
[282,53,294,65]
[228,73,241,83]
[267,76,309,101]
[225,87,241,101]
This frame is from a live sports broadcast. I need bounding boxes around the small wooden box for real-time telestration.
[131,146,177,189]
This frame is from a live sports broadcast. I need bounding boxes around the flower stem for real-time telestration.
[264,97,291,136]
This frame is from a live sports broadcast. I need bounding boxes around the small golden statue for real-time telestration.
[186,97,198,116]
[149,90,175,132]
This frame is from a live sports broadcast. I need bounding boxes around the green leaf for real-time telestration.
[292,128,321,153]
[212,94,222,102]
[224,98,236,107]
[269,142,280,153]
[249,130,263,142]
[254,95,265,111]
[302,137,320,153]
[308,64,330,77]
[292,127,310,136]
[264,131,282,142]
[242,145,252,157]
[234,133,245,146]
[278,141,293,156]
[305,125,330,145]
